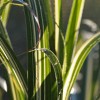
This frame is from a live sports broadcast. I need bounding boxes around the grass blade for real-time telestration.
[31,48,63,100]
[63,0,85,78]
[0,0,12,26]
[0,36,27,99]
[42,0,54,37]
[54,0,64,65]
[55,0,61,52]
[36,0,52,99]
[0,20,27,99]
[63,32,100,100]
[0,3,12,47]
[21,0,38,99]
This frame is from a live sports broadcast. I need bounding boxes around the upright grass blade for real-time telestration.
[54,0,62,57]
[42,28,51,100]
[63,32,100,100]
[42,0,54,37]
[36,1,52,99]
[29,0,52,99]
[28,0,44,99]
[38,0,62,99]
[54,0,64,65]
[62,0,85,78]
[22,0,54,99]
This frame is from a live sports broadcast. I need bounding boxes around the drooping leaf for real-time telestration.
[0,36,27,100]
[30,48,63,100]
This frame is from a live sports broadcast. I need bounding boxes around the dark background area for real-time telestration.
[7,5,27,69]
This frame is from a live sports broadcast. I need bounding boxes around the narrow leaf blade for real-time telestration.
[32,48,63,100]
[63,32,100,100]
[63,0,85,78]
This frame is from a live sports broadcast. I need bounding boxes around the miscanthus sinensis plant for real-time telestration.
[0,0,100,100]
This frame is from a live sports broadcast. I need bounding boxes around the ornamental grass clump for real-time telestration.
[0,0,100,100]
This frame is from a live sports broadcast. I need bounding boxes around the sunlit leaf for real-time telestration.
[31,48,63,99]
[63,0,85,78]
[63,32,100,100]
